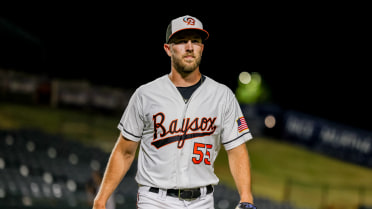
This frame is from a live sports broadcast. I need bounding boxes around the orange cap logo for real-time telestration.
[183,17,195,25]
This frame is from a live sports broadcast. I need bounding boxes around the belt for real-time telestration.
[149,185,213,200]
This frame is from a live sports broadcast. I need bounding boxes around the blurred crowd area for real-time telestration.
[0,69,134,112]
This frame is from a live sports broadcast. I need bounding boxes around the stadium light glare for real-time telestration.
[264,115,276,128]
[236,71,270,104]
[239,71,251,84]
[250,72,262,87]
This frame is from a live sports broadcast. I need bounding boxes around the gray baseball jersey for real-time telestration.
[118,75,252,189]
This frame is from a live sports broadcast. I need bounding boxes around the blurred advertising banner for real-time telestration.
[283,111,372,167]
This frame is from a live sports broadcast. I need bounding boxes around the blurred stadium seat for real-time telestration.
[0,129,306,209]
[0,129,110,208]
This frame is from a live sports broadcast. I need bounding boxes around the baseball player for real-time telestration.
[93,15,257,209]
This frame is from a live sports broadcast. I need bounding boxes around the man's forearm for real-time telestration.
[94,135,138,208]
[227,143,254,203]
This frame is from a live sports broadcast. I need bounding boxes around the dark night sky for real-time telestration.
[0,3,370,131]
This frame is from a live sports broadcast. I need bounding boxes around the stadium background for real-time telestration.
[1,3,371,209]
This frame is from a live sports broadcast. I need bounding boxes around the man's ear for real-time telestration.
[163,44,172,57]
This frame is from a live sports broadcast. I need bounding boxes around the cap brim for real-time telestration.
[167,28,209,43]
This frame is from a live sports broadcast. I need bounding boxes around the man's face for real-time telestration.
[166,31,204,74]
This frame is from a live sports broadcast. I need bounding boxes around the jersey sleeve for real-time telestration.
[117,88,144,142]
[221,90,253,150]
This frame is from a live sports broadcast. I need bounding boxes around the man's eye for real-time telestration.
[175,40,187,44]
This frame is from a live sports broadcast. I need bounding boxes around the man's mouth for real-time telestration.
[183,55,195,59]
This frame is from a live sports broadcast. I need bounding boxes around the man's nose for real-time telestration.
[185,40,193,52]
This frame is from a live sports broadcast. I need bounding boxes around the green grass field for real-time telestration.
[1,102,372,209]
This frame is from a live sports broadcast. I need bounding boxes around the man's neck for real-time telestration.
[169,68,202,87]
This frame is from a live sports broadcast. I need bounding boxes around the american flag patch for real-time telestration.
[237,117,249,133]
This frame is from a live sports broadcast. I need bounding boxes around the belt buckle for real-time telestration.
[178,189,200,201]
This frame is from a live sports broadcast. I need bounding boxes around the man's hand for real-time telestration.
[235,202,257,209]
[92,200,106,209]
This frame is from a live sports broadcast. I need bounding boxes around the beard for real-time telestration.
[172,53,202,75]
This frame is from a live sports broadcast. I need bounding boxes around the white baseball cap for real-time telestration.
[166,15,209,43]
